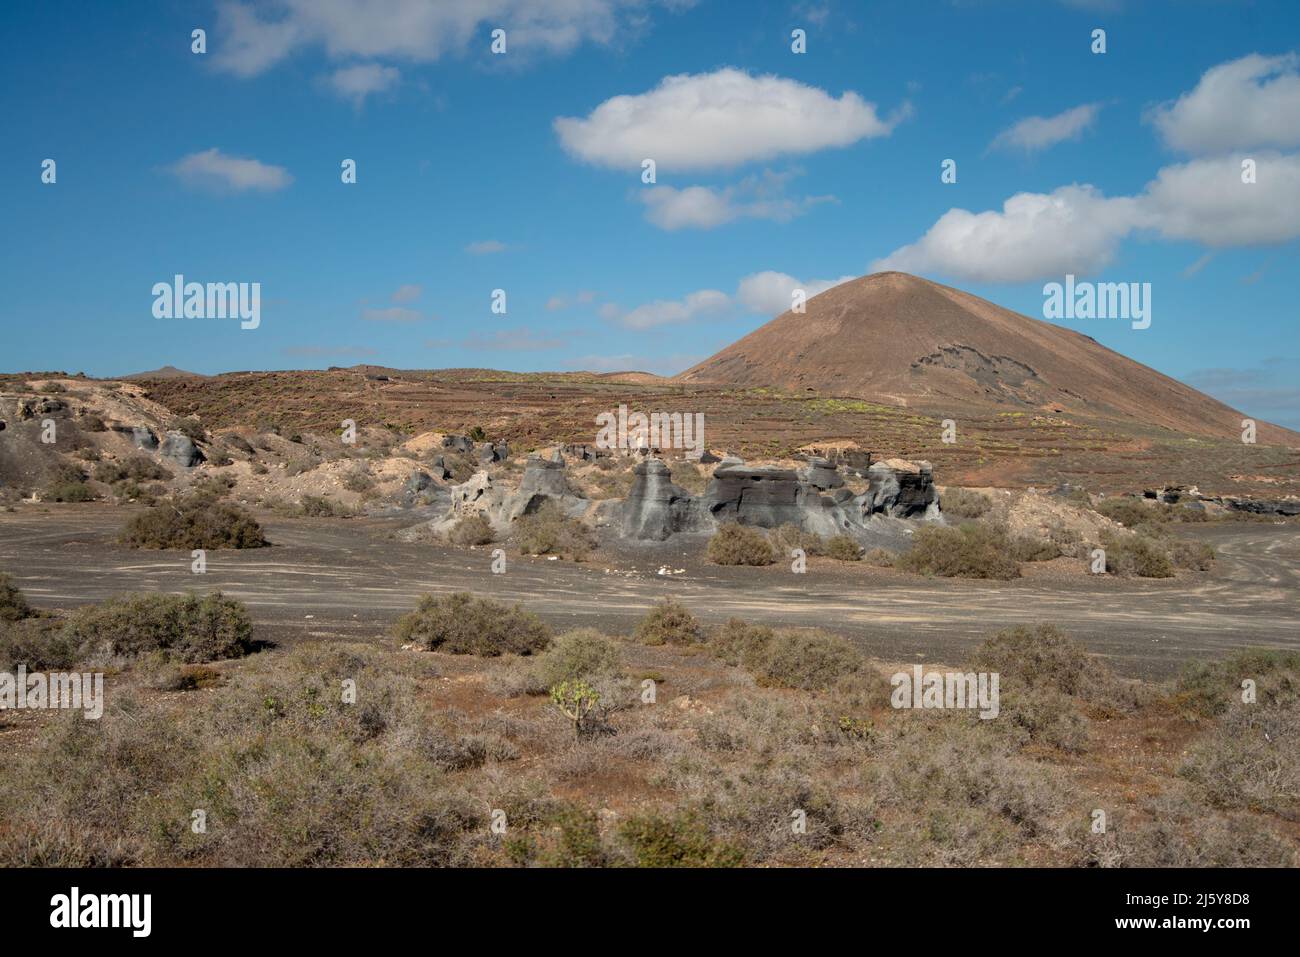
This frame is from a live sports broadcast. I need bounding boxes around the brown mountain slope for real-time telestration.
[678,272,1297,444]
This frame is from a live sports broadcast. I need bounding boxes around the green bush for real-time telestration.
[0,572,33,622]
[532,629,622,689]
[448,514,494,546]
[393,592,551,656]
[618,810,744,868]
[634,598,701,646]
[61,592,254,664]
[826,535,862,561]
[706,523,775,566]
[941,488,993,520]
[42,462,95,502]
[897,523,1020,580]
[120,496,267,549]
[515,502,596,561]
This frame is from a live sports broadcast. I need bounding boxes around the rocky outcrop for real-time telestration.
[476,441,510,464]
[16,397,66,420]
[621,459,701,541]
[441,434,474,454]
[131,426,159,451]
[159,431,204,468]
[862,460,937,518]
[620,455,940,543]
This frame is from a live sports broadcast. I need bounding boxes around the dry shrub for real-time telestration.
[121,496,267,549]
[941,488,992,520]
[771,523,825,556]
[93,456,172,484]
[516,501,596,561]
[0,572,33,622]
[531,628,622,690]
[862,547,895,567]
[634,598,702,646]
[61,592,255,664]
[393,592,550,656]
[706,523,775,566]
[750,629,862,691]
[448,513,494,546]
[1100,531,1174,578]
[898,523,1020,580]
[826,535,862,561]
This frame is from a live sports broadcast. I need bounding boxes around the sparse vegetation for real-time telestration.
[0,572,33,622]
[393,592,551,656]
[1100,531,1174,578]
[826,535,862,561]
[771,523,825,556]
[897,523,1020,580]
[634,598,702,646]
[120,496,267,549]
[42,462,96,502]
[448,513,494,547]
[515,502,596,561]
[93,456,172,484]
[706,523,775,566]
[61,592,255,664]
[941,488,993,520]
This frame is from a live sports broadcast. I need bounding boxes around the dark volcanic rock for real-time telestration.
[621,459,702,540]
[705,462,805,527]
[427,455,451,480]
[799,456,844,491]
[159,431,204,468]
[863,462,937,517]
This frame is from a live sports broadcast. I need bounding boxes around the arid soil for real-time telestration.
[3,504,1296,680]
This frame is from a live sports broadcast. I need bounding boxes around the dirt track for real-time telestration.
[1,504,1297,680]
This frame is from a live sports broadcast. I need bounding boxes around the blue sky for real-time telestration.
[2,0,1298,426]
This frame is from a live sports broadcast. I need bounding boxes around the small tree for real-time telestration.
[550,679,601,742]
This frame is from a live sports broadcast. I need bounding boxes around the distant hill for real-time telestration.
[120,365,206,380]
[678,271,1298,444]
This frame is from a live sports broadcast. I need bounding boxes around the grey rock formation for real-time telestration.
[441,434,474,454]
[405,471,433,494]
[621,459,700,541]
[476,441,510,464]
[16,397,65,420]
[621,455,940,543]
[131,426,159,451]
[862,462,937,518]
[159,431,204,468]
[427,455,451,480]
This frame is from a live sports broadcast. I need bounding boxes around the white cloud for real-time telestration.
[989,102,1101,153]
[391,284,422,303]
[872,185,1140,283]
[872,149,1300,282]
[736,271,855,315]
[1148,53,1300,154]
[555,68,908,172]
[607,289,731,330]
[1139,152,1300,246]
[466,240,507,254]
[326,62,399,106]
[167,148,293,192]
[361,306,422,322]
[639,170,834,230]
[213,0,685,78]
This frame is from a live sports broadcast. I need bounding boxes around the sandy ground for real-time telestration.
[1,503,1297,680]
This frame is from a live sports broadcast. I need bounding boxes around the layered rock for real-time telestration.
[621,459,700,541]
[620,454,940,543]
